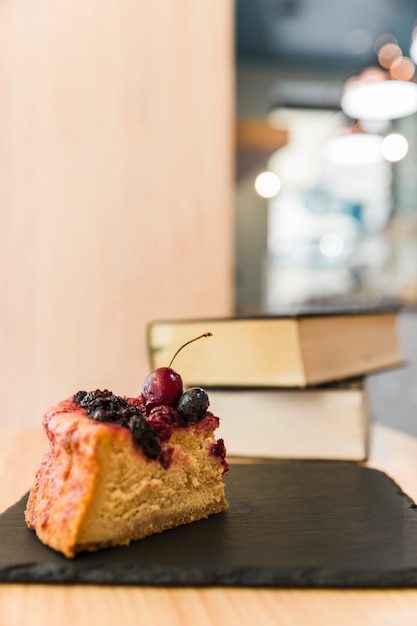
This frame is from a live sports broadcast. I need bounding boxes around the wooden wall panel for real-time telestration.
[0,1,234,426]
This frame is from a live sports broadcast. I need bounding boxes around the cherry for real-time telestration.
[141,332,212,411]
[141,367,183,411]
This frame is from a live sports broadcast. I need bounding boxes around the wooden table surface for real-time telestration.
[2,424,417,626]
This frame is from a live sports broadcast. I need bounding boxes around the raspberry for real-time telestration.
[147,405,185,427]
[147,417,173,442]
[209,438,228,475]
[147,405,184,442]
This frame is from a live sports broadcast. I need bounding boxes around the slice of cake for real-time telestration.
[25,387,228,558]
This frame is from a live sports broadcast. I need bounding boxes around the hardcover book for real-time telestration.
[209,379,370,461]
[147,307,404,388]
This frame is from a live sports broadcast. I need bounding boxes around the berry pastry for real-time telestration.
[25,334,228,557]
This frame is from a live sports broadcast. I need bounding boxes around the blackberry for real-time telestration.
[129,414,161,459]
[73,389,137,426]
[72,389,161,460]
[72,390,88,404]
[176,387,209,422]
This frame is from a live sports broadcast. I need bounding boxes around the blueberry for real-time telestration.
[176,387,209,422]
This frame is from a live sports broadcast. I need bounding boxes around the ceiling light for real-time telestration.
[341,79,417,121]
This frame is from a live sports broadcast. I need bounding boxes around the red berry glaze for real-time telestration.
[141,366,183,411]
[147,405,184,442]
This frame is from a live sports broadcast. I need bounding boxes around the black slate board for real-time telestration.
[2,462,417,588]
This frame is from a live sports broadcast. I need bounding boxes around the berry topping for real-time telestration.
[176,387,209,423]
[209,438,228,475]
[159,445,175,470]
[141,332,212,411]
[146,405,184,442]
[73,389,143,428]
[72,389,161,460]
[125,395,146,412]
[129,413,162,460]
[71,333,215,464]
[147,404,185,427]
[141,367,183,411]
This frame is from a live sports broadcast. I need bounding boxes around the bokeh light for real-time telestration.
[389,56,415,81]
[381,133,409,162]
[254,171,281,199]
[319,233,344,258]
[345,28,373,54]
[374,33,398,54]
[378,42,402,69]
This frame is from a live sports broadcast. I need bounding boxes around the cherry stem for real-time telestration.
[168,332,213,368]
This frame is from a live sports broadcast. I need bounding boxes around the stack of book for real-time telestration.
[147,306,405,461]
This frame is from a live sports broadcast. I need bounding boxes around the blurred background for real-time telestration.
[235,0,417,313]
[234,0,417,437]
[2,0,417,436]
